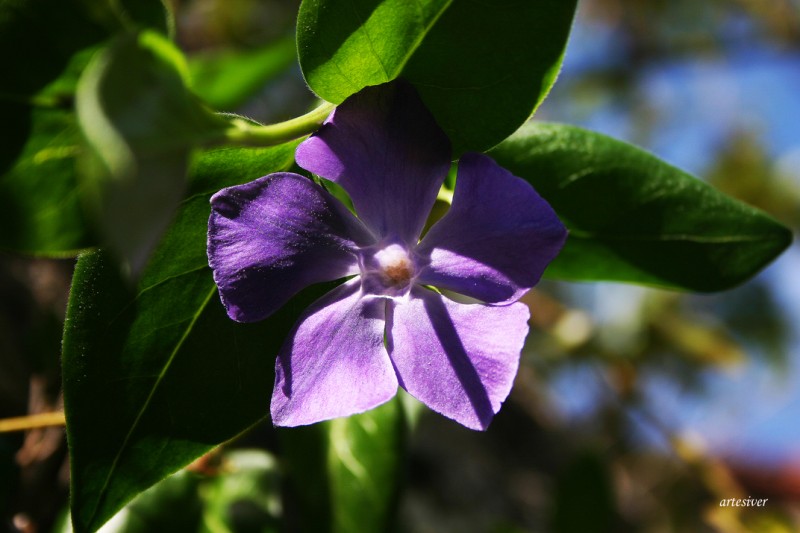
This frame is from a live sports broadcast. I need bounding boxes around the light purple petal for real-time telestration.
[295,82,451,243]
[271,280,398,426]
[208,173,373,322]
[388,287,529,430]
[417,152,567,303]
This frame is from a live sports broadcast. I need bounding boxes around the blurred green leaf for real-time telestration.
[280,398,407,533]
[0,0,170,256]
[297,0,577,153]
[189,35,297,111]
[201,450,282,533]
[62,141,311,533]
[78,0,172,36]
[58,449,283,533]
[55,471,203,533]
[0,108,94,255]
[75,30,229,275]
[0,0,169,174]
[0,0,102,175]
[326,400,406,533]
[0,47,100,256]
[489,122,793,292]
[108,470,204,533]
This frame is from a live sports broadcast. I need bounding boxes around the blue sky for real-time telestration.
[538,4,800,464]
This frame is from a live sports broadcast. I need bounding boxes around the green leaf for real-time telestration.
[0,107,95,255]
[62,141,310,533]
[0,47,103,256]
[77,0,172,36]
[279,398,407,533]
[297,0,577,153]
[58,450,283,533]
[188,35,297,111]
[75,30,229,275]
[0,0,169,173]
[104,470,204,533]
[0,0,168,256]
[55,470,204,533]
[325,401,406,533]
[0,0,103,173]
[489,122,793,291]
[201,449,282,532]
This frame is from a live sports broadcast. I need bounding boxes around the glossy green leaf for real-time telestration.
[297,0,577,153]
[279,398,407,533]
[63,142,311,533]
[189,36,297,111]
[76,30,229,275]
[489,122,793,291]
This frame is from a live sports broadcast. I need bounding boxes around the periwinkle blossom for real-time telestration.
[207,82,567,430]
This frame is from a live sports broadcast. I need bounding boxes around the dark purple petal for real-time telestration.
[271,280,397,426]
[208,173,373,322]
[295,82,451,243]
[417,152,567,303]
[388,287,529,430]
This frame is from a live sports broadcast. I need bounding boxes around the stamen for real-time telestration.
[361,243,418,295]
[383,258,413,285]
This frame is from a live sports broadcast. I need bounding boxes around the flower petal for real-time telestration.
[271,280,398,426]
[388,287,529,430]
[417,152,567,303]
[208,172,373,322]
[295,82,451,243]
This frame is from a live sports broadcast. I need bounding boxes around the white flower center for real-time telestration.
[373,244,414,286]
[359,242,419,298]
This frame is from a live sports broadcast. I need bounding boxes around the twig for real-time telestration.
[0,412,66,433]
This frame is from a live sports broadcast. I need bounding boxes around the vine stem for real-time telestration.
[223,101,336,147]
[0,412,66,433]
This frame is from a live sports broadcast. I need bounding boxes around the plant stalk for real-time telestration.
[223,101,335,147]
[0,412,66,433]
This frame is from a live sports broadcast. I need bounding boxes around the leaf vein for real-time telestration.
[87,285,217,528]
[346,0,390,81]
[394,0,454,76]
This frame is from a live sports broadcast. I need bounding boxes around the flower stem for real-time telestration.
[223,101,335,147]
[0,412,66,433]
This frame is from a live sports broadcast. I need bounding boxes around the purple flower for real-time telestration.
[207,83,567,430]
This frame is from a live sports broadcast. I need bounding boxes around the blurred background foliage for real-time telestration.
[1,0,799,531]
